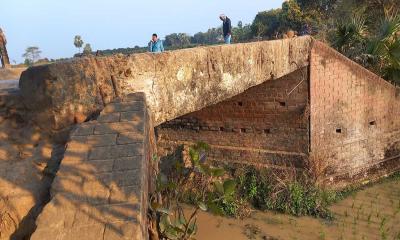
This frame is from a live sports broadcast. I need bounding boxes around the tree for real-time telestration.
[164,33,191,47]
[191,28,223,45]
[251,9,282,38]
[83,43,92,55]
[280,0,308,32]
[368,12,400,83]
[22,46,41,66]
[74,35,84,53]
[358,0,399,24]
[192,32,206,44]
[332,14,367,54]
[232,22,252,43]
[330,8,400,84]
[296,0,338,19]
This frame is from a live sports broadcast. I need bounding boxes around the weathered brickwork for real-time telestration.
[310,41,400,188]
[157,68,310,169]
[31,93,155,240]
[12,38,400,239]
[157,41,400,189]
[20,37,311,131]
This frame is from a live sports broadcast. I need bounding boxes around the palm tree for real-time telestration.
[332,14,367,54]
[74,35,84,54]
[367,11,400,83]
[330,10,400,84]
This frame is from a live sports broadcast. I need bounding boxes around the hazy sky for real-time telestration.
[2,0,283,63]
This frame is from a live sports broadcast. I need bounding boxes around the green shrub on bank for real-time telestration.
[156,144,344,223]
[236,166,338,219]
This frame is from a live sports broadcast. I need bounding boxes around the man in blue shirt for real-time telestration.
[148,33,164,53]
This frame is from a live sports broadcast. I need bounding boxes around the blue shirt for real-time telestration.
[148,39,164,53]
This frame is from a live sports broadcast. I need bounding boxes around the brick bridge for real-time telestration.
[18,36,399,239]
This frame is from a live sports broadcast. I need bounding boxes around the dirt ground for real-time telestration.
[0,67,26,81]
[0,90,65,239]
[193,177,400,240]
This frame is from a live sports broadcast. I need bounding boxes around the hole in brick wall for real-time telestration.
[264,129,271,134]
[238,101,243,106]
[336,128,342,133]
[220,127,225,131]
[278,101,286,107]
[240,128,247,133]
[369,121,376,126]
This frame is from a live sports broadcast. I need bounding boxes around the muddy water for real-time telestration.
[0,79,18,89]
[192,178,400,240]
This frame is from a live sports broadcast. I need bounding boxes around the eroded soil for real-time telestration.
[0,90,65,239]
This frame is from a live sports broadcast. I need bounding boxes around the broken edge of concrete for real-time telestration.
[31,92,155,240]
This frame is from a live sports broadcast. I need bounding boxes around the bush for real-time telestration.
[149,142,242,240]
[237,166,338,219]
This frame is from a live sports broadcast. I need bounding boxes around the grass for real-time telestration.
[235,166,338,219]
[159,144,400,224]
[181,164,400,221]
[333,171,400,202]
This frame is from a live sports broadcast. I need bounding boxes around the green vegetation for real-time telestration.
[334,171,400,201]
[235,166,338,219]
[73,35,84,53]
[151,143,338,236]
[92,0,398,84]
[328,10,400,84]
[250,0,399,83]
[192,28,222,45]
[149,143,239,240]
[83,43,92,55]
[22,46,42,66]
[18,0,399,83]
[151,143,400,239]
[73,35,94,56]
[164,33,192,48]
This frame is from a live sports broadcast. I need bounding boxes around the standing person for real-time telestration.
[219,14,232,44]
[0,28,10,68]
[148,33,164,53]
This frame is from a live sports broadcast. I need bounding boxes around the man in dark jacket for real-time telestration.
[219,14,232,44]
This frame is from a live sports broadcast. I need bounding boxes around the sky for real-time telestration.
[2,0,284,63]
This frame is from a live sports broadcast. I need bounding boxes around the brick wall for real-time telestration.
[310,41,400,188]
[157,68,310,169]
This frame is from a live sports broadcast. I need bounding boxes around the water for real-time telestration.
[0,79,19,90]
[190,177,400,239]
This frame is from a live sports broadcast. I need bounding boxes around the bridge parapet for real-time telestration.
[19,37,311,132]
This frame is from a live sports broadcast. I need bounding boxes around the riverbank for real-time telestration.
[191,175,400,240]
